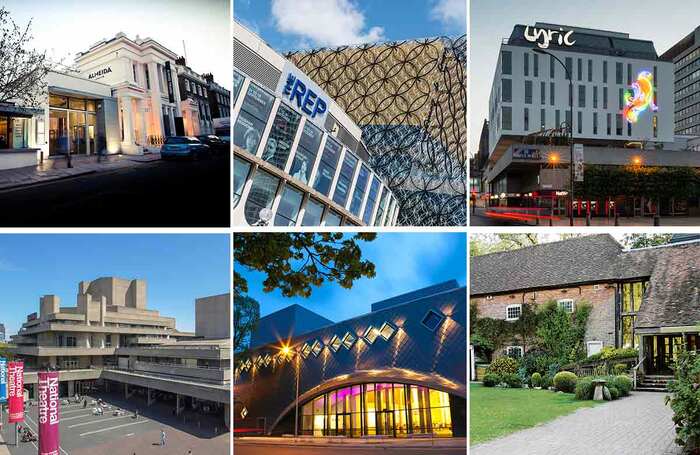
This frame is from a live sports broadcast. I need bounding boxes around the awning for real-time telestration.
[0,104,42,118]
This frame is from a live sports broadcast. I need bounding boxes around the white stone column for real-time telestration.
[121,95,134,146]
[148,61,165,138]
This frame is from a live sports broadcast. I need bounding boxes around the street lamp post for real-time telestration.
[533,48,575,226]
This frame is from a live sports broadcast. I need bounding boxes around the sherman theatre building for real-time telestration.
[9,277,231,427]
[471,235,700,382]
[233,22,399,227]
[234,281,466,438]
[483,23,700,216]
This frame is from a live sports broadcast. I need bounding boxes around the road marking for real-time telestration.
[126,433,135,437]
[62,413,95,421]
[69,415,137,428]
[62,408,97,415]
[79,420,149,437]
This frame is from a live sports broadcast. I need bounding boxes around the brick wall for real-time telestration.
[471,283,617,355]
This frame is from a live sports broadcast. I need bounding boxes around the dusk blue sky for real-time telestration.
[0,235,230,337]
[236,233,466,323]
[234,0,466,52]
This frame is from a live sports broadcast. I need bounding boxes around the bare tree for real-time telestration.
[0,7,52,107]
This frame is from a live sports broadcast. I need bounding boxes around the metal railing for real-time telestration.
[632,356,646,390]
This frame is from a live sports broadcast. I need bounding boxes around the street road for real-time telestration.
[0,155,229,227]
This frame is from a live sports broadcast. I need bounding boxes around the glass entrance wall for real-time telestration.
[300,383,453,438]
[49,94,98,155]
[0,116,31,149]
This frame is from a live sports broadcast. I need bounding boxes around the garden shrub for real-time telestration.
[542,374,554,389]
[586,347,639,362]
[608,385,620,400]
[553,371,578,393]
[531,372,542,388]
[486,357,519,376]
[482,373,500,387]
[613,363,628,375]
[613,375,633,396]
[501,373,522,388]
[574,377,594,400]
[666,351,700,451]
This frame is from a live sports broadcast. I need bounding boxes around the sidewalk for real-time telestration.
[473,206,700,226]
[0,153,161,192]
[236,436,467,448]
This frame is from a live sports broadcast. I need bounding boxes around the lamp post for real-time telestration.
[533,48,575,226]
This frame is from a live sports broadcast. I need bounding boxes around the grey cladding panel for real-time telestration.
[234,39,281,92]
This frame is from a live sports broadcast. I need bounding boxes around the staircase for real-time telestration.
[636,374,673,392]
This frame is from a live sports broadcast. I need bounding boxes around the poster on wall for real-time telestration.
[38,371,60,455]
[7,361,24,423]
[0,358,6,404]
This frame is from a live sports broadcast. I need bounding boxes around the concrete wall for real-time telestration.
[0,151,38,170]
[195,294,230,339]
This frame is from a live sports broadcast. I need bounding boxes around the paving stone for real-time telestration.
[471,392,682,455]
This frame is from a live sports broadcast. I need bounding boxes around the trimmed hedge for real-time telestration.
[575,377,594,400]
[486,357,519,376]
[531,372,542,388]
[501,373,522,388]
[553,371,578,393]
[483,373,500,387]
[586,347,638,362]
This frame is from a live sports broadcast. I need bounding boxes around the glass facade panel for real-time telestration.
[324,210,342,226]
[349,165,370,216]
[301,197,324,226]
[298,383,452,438]
[233,156,251,208]
[332,151,358,207]
[262,104,301,171]
[362,177,380,224]
[234,83,275,155]
[374,187,389,226]
[244,169,279,225]
[290,122,322,184]
[49,109,68,156]
[313,138,342,196]
[274,185,303,226]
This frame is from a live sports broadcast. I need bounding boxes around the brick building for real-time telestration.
[470,235,700,376]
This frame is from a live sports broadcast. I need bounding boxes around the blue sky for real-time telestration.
[469,0,700,155]
[0,234,230,337]
[234,0,466,52]
[236,233,466,322]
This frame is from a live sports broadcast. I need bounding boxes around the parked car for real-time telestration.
[160,136,210,160]
[196,134,228,154]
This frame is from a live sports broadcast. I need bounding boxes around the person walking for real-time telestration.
[160,429,166,447]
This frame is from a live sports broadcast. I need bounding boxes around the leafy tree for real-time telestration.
[0,8,53,106]
[512,303,538,352]
[470,233,538,257]
[622,233,673,249]
[536,300,591,364]
[666,351,700,451]
[0,342,14,360]
[234,233,377,298]
[233,295,259,353]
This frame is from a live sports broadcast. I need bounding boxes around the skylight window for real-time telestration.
[311,340,323,357]
[363,326,379,344]
[300,342,312,359]
[342,331,357,350]
[378,322,397,341]
[329,335,342,352]
[421,309,446,331]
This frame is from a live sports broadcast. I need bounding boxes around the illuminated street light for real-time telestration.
[632,156,642,166]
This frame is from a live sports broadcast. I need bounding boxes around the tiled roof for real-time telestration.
[470,235,624,295]
[635,242,700,329]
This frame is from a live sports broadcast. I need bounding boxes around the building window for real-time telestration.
[523,52,529,76]
[505,346,524,359]
[620,280,645,350]
[144,65,150,90]
[558,299,575,313]
[501,78,512,102]
[603,61,608,83]
[577,111,582,134]
[607,113,612,135]
[363,326,380,344]
[373,187,389,227]
[524,107,529,131]
[421,309,445,331]
[550,55,555,79]
[616,114,623,135]
[524,80,532,104]
[261,104,301,171]
[587,59,592,82]
[577,58,582,81]
[300,383,453,438]
[311,340,323,357]
[565,57,572,78]
[505,304,522,321]
[502,106,512,130]
[244,169,280,225]
[627,63,632,85]
[300,343,312,359]
[349,165,370,216]
[378,322,397,341]
[616,62,623,84]
[274,185,304,226]
[603,86,608,109]
[533,53,539,77]
[653,115,658,138]
[362,177,380,225]
[332,151,358,208]
[627,121,632,136]
[233,83,275,155]
[290,122,322,185]
[501,51,512,75]
[185,79,191,92]
[233,156,251,208]
[593,112,598,135]
[555,109,560,127]
[301,197,325,226]
[312,138,342,196]
[132,64,138,83]
[540,81,545,105]
[341,332,357,350]
[593,86,598,109]
[540,108,545,129]
[550,82,555,105]
[578,85,585,108]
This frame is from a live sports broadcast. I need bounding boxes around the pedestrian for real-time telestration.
[160,429,166,447]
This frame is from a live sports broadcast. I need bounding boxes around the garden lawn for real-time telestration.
[470,383,602,445]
